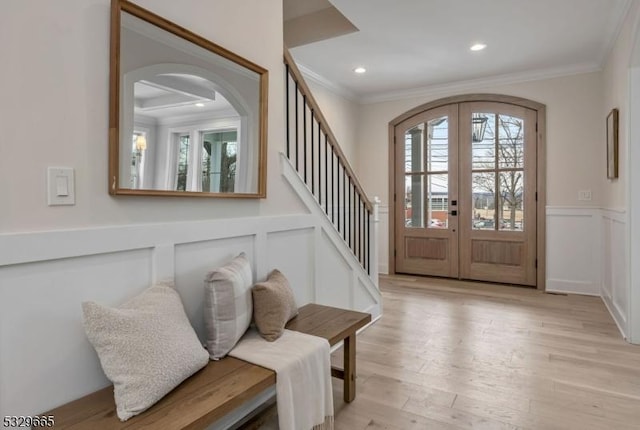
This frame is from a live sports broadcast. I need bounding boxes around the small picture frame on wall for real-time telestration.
[607,108,619,179]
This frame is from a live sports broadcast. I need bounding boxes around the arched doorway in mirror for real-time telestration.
[389,95,546,288]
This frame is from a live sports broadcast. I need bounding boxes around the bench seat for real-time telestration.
[42,304,371,430]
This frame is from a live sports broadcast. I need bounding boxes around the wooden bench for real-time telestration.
[42,304,371,429]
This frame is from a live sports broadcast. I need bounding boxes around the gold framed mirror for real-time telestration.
[109,0,268,197]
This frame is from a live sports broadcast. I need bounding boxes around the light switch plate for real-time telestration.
[47,167,75,206]
[578,190,592,201]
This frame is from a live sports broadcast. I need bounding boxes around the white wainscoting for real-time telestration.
[546,206,629,339]
[0,213,381,419]
[546,206,602,296]
[380,205,607,296]
[601,208,629,339]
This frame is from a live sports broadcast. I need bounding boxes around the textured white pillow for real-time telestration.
[82,284,209,421]
[252,269,299,341]
[204,252,253,360]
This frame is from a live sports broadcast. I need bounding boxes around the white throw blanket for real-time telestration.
[229,328,334,430]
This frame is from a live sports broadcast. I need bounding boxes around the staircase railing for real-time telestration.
[284,49,373,275]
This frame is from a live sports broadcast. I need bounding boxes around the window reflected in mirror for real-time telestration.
[110,0,268,197]
[176,134,190,192]
[131,131,147,189]
[202,131,237,193]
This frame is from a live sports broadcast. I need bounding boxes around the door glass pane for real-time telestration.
[427,117,448,172]
[498,115,524,169]
[498,171,524,231]
[405,124,424,173]
[472,113,495,170]
[427,174,448,229]
[472,172,495,230]
[405,174,424,228]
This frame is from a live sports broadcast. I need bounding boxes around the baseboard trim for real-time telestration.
[546,279,599,296]
[602,294,629,340]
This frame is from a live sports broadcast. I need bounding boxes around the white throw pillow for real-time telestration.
[82,283,209,421]
[204,252,253,360]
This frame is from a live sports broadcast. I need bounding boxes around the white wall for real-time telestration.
[306,80,361,168]
[353,72,604,277]
[600,1,640,342]
[0,0,306,234]
[602,2,640,344]
[0,213,381,418]
[356,72,604,207]
[546,207,602,296]
[601,208,628,337]
[602,1,639,210]
[0,0,384,420]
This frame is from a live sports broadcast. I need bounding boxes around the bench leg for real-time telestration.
[343,333,356,403]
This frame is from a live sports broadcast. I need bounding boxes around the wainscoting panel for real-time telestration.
[280,152,381,312]
[0,249,153,418]
[546,206,629,339]
[175,235,256,341]
[266,228,315,305]
[546,207,601,295]
[316,229,353,307]
[601,208,628,338]
[355,277,378,310]
[0,213,381,419]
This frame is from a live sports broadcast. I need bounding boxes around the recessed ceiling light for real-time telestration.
[195,102,205,107]
[354,67,367,74]
[470,43,487,51]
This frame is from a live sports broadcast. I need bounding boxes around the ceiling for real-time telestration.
[287,0,632,103]
[133,74,234,121]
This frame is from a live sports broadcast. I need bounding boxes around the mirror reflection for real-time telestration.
[111,2,268,197]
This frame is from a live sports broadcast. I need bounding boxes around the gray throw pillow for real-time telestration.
[204,252,253,359]
[252,269,299,341]
[82,283,209,421]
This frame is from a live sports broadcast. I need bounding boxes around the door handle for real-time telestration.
[450,210,457,216]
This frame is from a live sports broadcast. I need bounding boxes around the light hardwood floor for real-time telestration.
[328,275,640,430]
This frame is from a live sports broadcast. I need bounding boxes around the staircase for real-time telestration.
[283,50,379,288]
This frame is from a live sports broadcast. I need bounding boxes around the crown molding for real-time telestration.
[295,62,360,102]
[599,0,634,66]
[360,62,603,104]
[295,60,604,106]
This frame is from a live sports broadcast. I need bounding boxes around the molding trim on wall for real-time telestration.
[294,59,602,106]
[601,207,628,216]
[0,206,382,418]
[279,152,382,304]
[545,205,603,211]
[600,0,636,66]
[546,206,602,296]
[601,207,629,339]
[0,215,312,268]
[361,63,601,104]
[545,280,601,297]
[296,61,359,102]
[603,288,629,340]
[533,206,630,342]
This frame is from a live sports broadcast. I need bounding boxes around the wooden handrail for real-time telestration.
[284,49,373,212]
